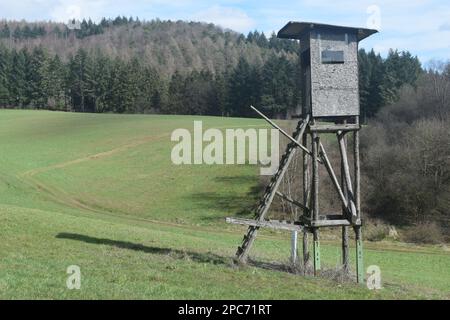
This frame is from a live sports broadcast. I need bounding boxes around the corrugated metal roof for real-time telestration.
[277,21,378,42]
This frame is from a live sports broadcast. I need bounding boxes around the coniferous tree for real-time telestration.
[68,49,93,112]
[228,57,262,117]
[0,24,10,38]
[261,53,297,117]
[381,49,422,106]
[165,71,185,114]
[42,55,66,110]
[8,49,27,107]
[0,44,10,106]
[358,49,386,119]
[89,53,112,113]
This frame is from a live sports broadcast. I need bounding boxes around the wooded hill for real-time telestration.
[0,17,421,118]
[0,17,299,76]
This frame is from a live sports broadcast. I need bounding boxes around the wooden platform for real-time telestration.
[309,123,360,133]
[226,217,304,232]
[227,215,361,232]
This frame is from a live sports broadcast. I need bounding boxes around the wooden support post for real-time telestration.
[312,132,319,222]
[302,131,310,271]
[341,121,349,273]
[354,116,364,284]
[313,228,321,274]
[312,130,320,275]
[354,117,361,219]
[302,230,309,274]
[342,226,349,272]
[355,226,364,284]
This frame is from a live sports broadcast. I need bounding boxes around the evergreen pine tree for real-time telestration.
[0,44,10,107]
[8,49,27,107]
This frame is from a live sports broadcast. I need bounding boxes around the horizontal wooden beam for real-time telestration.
[300,214,361,227]
[226,217,303,232]
[310,219,352,227]
[309,124,360,133]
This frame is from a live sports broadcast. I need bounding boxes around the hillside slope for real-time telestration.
[0,18,298,77]
[0,110,449,299]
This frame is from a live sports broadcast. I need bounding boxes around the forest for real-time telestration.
[0,17,421,119]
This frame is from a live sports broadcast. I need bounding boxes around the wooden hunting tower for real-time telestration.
[278,22,377,118]
[227,22,378,284]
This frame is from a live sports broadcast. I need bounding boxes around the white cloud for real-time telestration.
[50,0,107,22]
[192,5,255,32]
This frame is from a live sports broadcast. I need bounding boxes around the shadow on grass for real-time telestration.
[55,233,327,278]
[213,175,260,184]
[247,258,294,273]
[247,258,355,282]
[188,175,264,221]
[56,232,229,266]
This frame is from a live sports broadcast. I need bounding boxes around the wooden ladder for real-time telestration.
[235,117,309,263]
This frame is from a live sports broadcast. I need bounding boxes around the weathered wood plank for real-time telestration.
[312,131,320,221]
[311,219,353,227]
[340,119,350,272]
[309,123,360,133]
[354,116,361,219]
[226,217,304,232]
[302,131,310,271]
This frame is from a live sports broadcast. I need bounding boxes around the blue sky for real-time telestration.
[0,0,449,65]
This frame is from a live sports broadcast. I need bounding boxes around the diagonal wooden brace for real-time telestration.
[318,143,352,217]
[251,106,322,164]
[337,131,358,220]
[275,191,310,213]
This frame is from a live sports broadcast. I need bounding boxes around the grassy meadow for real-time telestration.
[0,109,449,299]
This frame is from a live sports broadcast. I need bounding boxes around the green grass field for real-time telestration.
[0,109,449,299]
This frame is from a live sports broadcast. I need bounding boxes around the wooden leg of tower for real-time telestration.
[302,132,310,272]
[313,229,321,275]
[354,116,364,283]
[342,226,349,273]
[340,122,350,273]
[302,230,309,274]
[354,117,361,220]
[355,226,364,284]
[312,131,320,276]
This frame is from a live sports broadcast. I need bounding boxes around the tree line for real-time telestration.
[0,36,421,118]
[0,16,299,52]
[0,44,299,116]
[0,16,136,40]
